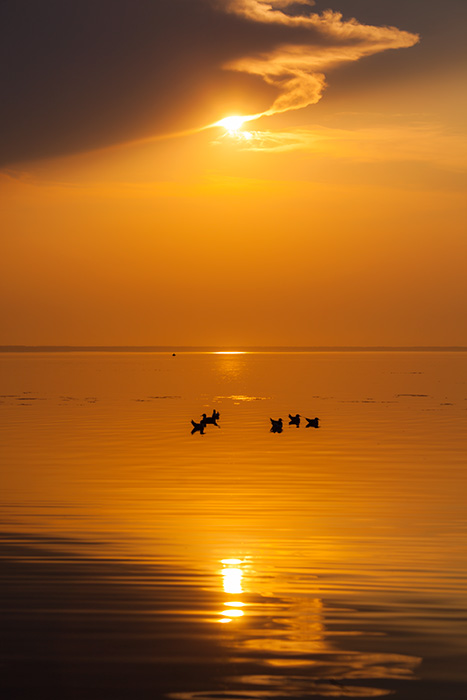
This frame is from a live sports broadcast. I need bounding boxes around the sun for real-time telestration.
[217,116,246,132]
[214,114,258,142]
[216,115,247,134]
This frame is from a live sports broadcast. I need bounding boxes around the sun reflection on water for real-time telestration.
[212,351,247,355]
[224,601,245,607]
[222,567,243,595]
[220,608,244,618]
[219,558,246,623]
[213,354,247,380]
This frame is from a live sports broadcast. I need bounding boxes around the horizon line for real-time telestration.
[1,345,467,353]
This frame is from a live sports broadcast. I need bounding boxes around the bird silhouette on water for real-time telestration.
[191,419,205,435]
[270,418,283,433]
[289,413,300,427]
[305,417,319,428]
[201,410,220,427]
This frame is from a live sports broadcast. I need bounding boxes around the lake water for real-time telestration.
[1,350,466,699]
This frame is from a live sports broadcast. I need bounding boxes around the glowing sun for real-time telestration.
[216,115,247,134]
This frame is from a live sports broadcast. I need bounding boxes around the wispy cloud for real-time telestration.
[220,0,318,25]
[219,0,419,117]
[216,118,467,174]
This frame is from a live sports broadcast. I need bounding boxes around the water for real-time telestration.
[1,350,466,699]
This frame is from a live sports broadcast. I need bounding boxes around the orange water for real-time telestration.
[1,351,466,698]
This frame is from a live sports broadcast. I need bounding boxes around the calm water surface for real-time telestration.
[1,351,466,699]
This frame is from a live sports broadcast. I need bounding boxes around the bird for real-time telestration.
[212,409,220,421]
[201,412,220,427]
[270,418,283,433]
[191,419,205,435]
[289,413,300,427]
[305,417,319,428]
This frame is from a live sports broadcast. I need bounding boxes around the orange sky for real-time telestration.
[1,0,466,346]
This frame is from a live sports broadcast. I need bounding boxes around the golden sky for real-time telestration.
[1,0,466,346]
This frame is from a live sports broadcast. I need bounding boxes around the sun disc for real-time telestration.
[217,116,246,132]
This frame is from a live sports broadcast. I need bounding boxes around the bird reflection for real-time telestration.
[305,417,320,428]
[190,419,205,435]
[289,413,300,427]
[270,417,283,433]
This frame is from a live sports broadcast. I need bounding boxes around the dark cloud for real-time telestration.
[0,0,419,166]
[0,1,274,164]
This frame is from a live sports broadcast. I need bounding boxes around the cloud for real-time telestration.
[0,0,418,166]
[220,1,419,117]
[220,118,467,176]
[219,0,318,24]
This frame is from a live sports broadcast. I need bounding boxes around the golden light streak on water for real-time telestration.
[220,609,244,618]
[212,351,247,355]
[224,601,245,607]
[221,558,243,565]
[222,566,243,595]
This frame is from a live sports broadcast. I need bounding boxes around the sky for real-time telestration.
[1,0,466,347]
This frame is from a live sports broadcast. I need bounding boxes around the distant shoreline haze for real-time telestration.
[1,346,466,353]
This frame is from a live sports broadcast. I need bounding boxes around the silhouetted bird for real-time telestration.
[305,417,319,428]
[191,419,205,435]
[212,409,220,421]
[270,418,283,433]
[201,412,220,427]
[289,413,300,427]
